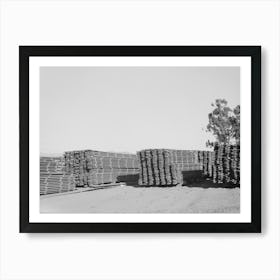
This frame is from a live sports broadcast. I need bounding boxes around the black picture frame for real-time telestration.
[20,46,261,233]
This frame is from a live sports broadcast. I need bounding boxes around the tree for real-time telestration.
[230,105,240,144]
[206,99,240,147]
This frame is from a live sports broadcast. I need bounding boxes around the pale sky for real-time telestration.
[40,66,240,155]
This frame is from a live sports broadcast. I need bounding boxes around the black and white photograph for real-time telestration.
[40,66,241,214]
[20,46,261,232]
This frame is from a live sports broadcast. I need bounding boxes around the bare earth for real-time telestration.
[40,185,240,213]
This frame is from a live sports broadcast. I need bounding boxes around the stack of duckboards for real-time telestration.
[64,150,139,187]
[63,151,87,186]
[169,150,202,172]
[40,157,76,195]
[137,149,182,186]
[198,150,214,178]
[198,145,240,185]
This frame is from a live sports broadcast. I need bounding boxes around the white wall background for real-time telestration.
[0,0,279,280]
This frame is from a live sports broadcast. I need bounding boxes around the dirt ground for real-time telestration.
[40,183,240,213]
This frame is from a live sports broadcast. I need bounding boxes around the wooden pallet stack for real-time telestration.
[230,145,240,185]
[169,150,202,172]
[137,149,183,186]
[64,150,139,187]
[198,151,214,177]
[40,157,65,174]
[199,145,240,185]
[64,151,87,186]
[40,157,76,195]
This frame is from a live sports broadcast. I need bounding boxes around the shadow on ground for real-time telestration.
[181,171,239,189]
[117,172,239,189]
[116,174,140,187]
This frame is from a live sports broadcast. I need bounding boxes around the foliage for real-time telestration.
[206,99,240,147]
